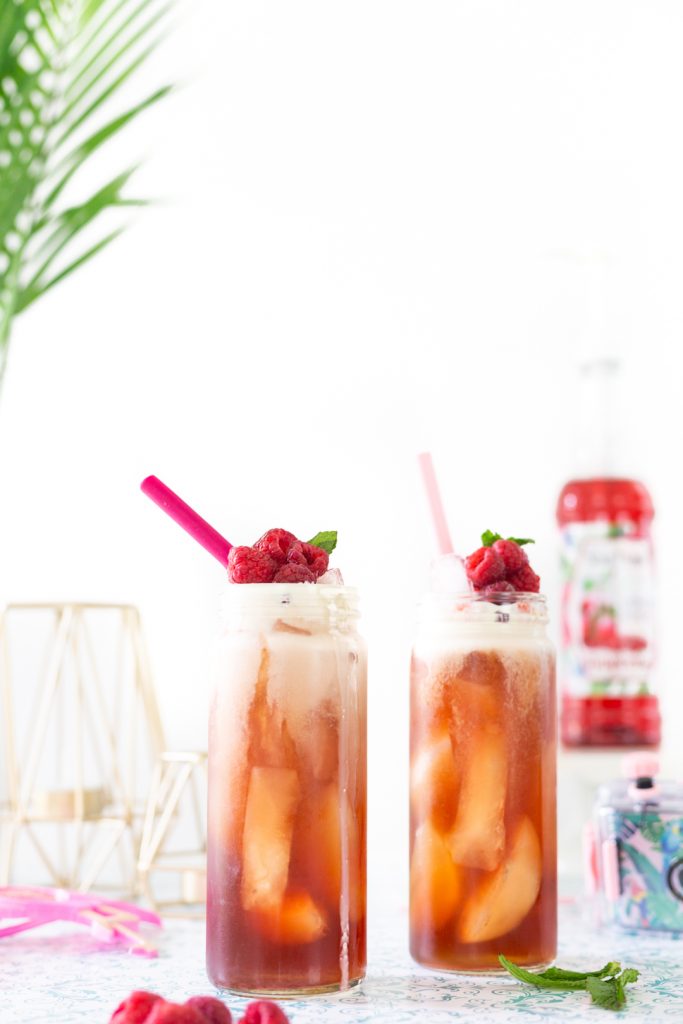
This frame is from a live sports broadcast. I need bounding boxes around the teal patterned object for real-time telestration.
[592,755,683,936]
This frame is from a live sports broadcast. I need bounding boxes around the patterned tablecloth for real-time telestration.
[1,900,681,1023]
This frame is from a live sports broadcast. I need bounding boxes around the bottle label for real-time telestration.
[560,521,655,698]
[610,811,683,932]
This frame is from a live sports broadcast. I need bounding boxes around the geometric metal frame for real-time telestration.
[0,603,165,893]
[137,750,207,918]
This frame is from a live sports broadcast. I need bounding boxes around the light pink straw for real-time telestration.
[141,475,232,566]
[418,452,454,555]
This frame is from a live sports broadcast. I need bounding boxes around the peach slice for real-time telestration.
[251,890,327,945]
[292,783,364,922]
[410,730,459,832]
[410,820,462,933]
[446,725,506,871]
[241,766,300,912]
[457,815,542,944]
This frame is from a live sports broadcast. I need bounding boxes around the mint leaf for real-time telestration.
[499,956,640,1012]
[306,531,337,554]
[498,956,586,990]
[481,531,535,548]
[586,976,625,1010]
[540,962,621,981]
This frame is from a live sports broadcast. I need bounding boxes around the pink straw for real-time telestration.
[141,475,232,566]
[418,452,454,555]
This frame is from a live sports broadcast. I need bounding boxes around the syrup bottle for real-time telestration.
[557,359,660,748]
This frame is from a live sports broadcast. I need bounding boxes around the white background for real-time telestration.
[2,1,683,892]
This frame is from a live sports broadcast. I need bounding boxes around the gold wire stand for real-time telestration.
[137,750,207,919]
[0,603,165,893]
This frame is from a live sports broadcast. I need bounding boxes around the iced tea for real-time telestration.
[207,584,367,995]
[409,593,556,971]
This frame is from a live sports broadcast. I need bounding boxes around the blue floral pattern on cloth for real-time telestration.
[0,902,681,1023]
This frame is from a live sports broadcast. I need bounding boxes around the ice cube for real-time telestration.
[410,729,459,832]
[457,815,541,943]
[449,678,501,740]
[241,766,300,911]
[298,703,339,783]
[430,554,469,594]
[251,890,327,945]
[291,783,363,922]
[446,724,506,871]
[410,820,462,933]
[317,568,344,585]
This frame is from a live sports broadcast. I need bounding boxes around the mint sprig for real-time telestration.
[481,530,535,547]
[499,955,640,1011]
[306,531,337,554]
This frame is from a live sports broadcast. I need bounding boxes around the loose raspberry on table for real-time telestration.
[146,1003,205,1024]
[273,563,315,583]
[491,538,528,573]
[110,991,161,1024]
[238,1001,290,1024]
[254,529,298,565]
[227,546,277,583]
[508,564,541,593]
[465,546,506,589]
[185,996,232,1024]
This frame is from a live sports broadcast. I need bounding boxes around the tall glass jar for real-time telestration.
[409,593,556,971]
[206,584,367,996]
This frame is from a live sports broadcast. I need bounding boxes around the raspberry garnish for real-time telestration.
[110,992,162,1024]
[464,546,506,589]
[185,996,232,1024]
[301,542,329,577]
[239,1002,290,1024]
[508,563,540,593]
[227,546,277,583]
[254,529,298,565]
[273,563,315,583]
[491,538,528,574]
[482,581,516,594]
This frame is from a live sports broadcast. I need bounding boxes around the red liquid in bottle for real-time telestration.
[557,477,660,748]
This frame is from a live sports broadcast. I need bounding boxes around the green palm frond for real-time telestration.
[0,0,172,375]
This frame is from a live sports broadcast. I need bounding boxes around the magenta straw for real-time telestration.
[141,475,232,566]
[418,452,454,556]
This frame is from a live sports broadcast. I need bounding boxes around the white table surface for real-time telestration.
[1,900,681,1023]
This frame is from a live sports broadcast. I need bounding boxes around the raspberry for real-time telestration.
[508,564,541,593]
[239,1002,290,1024]
[227,546,277,583]
[285,541,308,566]
[482,581,516,594]
[301,542,329,578]
[491,538,528,574]
[464,546,505,589]
[185,997,232,1024]
[110,991,161,1024]
[273,563,315,583]
[147,1004,205,1024]
[254,529,298,565]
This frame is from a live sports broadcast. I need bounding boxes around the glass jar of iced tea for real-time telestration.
[207,583,367,996]
[409,592,556,972]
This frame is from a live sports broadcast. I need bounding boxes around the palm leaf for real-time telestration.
[0,0,172,377]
